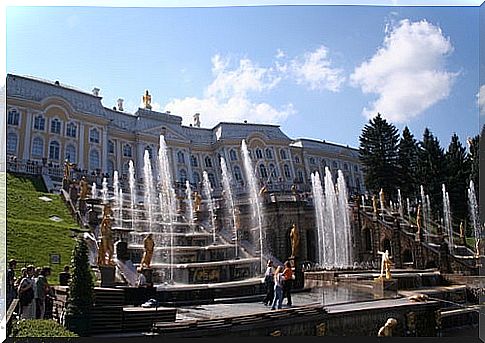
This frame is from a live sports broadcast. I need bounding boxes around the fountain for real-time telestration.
[442,184,453,253]
[468,180,480,256]
[101,177,108,203]
[185,181,195,228]
[202,171,217,244]
[143,150,155,232]
[311,167,353,268]
[91,182,97,199]
[128,160,136,230]
[397,189,403,217]
[241,139,265,273]
[220,157,239,258]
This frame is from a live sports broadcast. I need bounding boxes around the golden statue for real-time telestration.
[378,318,397,337]
[194,191,202,212]
[259,185,268,196]
[291,184,297,195]
[290,224,300,258]
[79,176,89,200]
[140,233,155,268]
[372,195,378,214]
[98,204,114,266]
[143,90,152,110]
[378,250,393,279]
[63,160,75,181]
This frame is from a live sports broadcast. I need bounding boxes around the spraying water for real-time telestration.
[397,189,403,217]
[311,167,353,268]
[113,171,121,228]
[406,198,411,220]
[241,140,265,273]
[128,160,136,230]
[442,184,453,253]
[220,157,239,258]
[202,171,217,244]
[91,182,97,199]
[468,180,480,255]
[143,150,155,231]
[101,177,108,203]
[185,180,195,227]
[379,188,385,212]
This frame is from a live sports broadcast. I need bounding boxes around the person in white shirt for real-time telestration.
[271,266,284,310]
[263,260,275,306]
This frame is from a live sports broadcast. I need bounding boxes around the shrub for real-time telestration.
[11,319,78,337]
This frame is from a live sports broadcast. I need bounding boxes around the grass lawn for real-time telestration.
[7,173,81,283]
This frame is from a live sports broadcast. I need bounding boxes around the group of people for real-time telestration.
[262,260,294,310]
[7,259,60,320]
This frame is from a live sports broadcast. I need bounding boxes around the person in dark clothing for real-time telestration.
[7,259,17,308]
[59,265,71,286]
[282,260,293,307]
[262,260,274,305]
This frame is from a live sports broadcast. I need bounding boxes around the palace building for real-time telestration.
[6,74,365,194]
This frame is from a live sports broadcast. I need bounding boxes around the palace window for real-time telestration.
[51,118,62,134]
[280,149,288,160]
[177,151,185,164]
[269,163,278,178]
[179,169,187,183]
[234,166,243,182]
[265,148,273,159]
[255,148,263,159]
[321,159,327,167]
[284,164,291,179]
[193,171,201,185]
[65,144,77,163]
[108,140,115,154]
[107,160,115,177]
[344,163,348,171]
[34,115,45,130]
[32,137,44,157]
[354,165,358,172]
[66,122,77,138]
[190,155,198,167]
[122,162,130,176]
[7,109,20,126]
[89,128,100,143]
[208,173,216,188]
[309,157,316,165]
[332,161,338,169]
[294,156,300,164]
[259,164,268,179]
[205,156,213,168]
[89,149,100,170]
[297,170,304,183]
[49,141,60,160]
[123,144,132,157]
[229,149,237,161]
[7,132,18,154]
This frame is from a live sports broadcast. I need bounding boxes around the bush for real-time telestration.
[11,319,78,337]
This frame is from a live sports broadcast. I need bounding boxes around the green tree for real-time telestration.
[444,133,469,227]
[359,113,400,199]
[416,128,446,218]
[467,133,479,199]
[63,238,94,336]
[397,126,419,200]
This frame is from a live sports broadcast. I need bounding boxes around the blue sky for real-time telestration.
[6,4,483,149]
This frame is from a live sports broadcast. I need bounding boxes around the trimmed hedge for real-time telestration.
[11,319,78,337]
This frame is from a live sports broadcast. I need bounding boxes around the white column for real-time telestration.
[78,123,85,170]
[22,110,33,160]
[102,128,108,173]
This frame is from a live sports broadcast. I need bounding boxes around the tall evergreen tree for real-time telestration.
[444,133,469,226]
[359,113,400,198]
[397,126,419,200]
[417,128,446,218]
[64,238,94,336]
[467,133,479,200]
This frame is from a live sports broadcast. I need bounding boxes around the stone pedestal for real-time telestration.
[373,277,398,297]
[99,265,116,287]
[143,268,154,286]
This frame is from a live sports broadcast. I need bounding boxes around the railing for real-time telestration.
[6,299,19,337]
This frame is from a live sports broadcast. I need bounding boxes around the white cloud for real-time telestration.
[290,46,345,92]
[275,49,286,59]
[478,85,485,115]
[350,19,457,123]
[164,54,294,127]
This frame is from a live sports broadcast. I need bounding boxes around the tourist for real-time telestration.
[271,266,284,310]
[282,261,293,307]
[7,259,17,309]
[137,267,147,287]
[262,260,274,306]
[59,265,71,286]
[35,267,52,319]
[18,265,36,319]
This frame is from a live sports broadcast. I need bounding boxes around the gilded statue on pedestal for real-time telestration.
[194,191,202,212]
[141,233,155,268]
[377,249,393,279]
[143,90,152,110]
[79,176,89,200]
[98,204,114,266]
[290,223,300,258]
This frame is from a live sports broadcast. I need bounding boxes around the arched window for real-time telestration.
[309,157,316,165]
[108,140,115,154]
[284,164,291,179]
[89,128,100,143]
[122,162,130,176]
[297,170,304,183]
[89,149,100,170]
[205,156,213,168]
[177,151,185,164]
[65,144,77,163]
[294,156,300,164]
[354,165,358,172]
[190,155,198,167]
[34,115,45,130]
[280,149,287,160]
[123,144,132,157]
[66,122,77,138]
[332,161,338,169]
[49,141,60,160]
[7,132,18,153]
[255,148,263,159]
[51,118,62,134]
[107,160,115,177]
[8,109,20,126]
[193,171,201,185]
[179,169,187,183]
[344,163,348,171]
[269,163,278,178]
[32,137,44,157]
[321,159,327,167]
[208,173,216,188]
[259,164,268,179]
[265,148,273,159]
[229,149,237,161]
[234,166,243,182]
